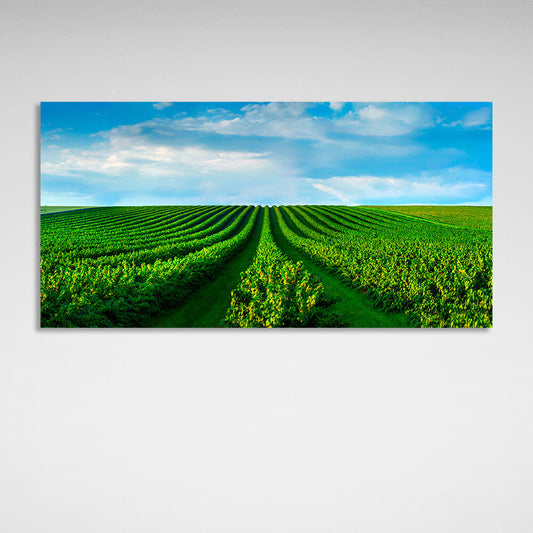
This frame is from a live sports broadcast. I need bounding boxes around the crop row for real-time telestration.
[41,207,260,327]
[77,206,252,267]
[41,205,230,253]
[274,206,492,327]
[42,206,248,265]
[42,205,199,233]
[223,208,340,327]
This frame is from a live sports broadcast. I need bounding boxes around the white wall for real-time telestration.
[1,1,532,531]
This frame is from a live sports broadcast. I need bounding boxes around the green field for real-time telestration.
[40,205,493,328]
[369,205,493,230]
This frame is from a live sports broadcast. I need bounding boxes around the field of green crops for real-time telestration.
[40,205,492,328]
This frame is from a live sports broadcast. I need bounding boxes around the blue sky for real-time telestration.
[41,102,492,206]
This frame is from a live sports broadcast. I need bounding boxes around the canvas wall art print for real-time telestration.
[40,102,493,328]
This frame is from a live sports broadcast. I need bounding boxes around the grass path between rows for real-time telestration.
[270,209,413,328]
[146,208,264,328]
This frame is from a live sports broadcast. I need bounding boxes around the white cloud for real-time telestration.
[307,169,491,203]
[312,183,346,201]
[443,120,463,127]
[329,102,345,112]
[153,102,173,110]
[173,102,435,139]
[463,106,491,127]
[41,144,273,178]
[155,102,437,141]
[158,102,328,141]
[42,128,63,141]
[41,118,281,179]
[207,108,231,115]
[443,107,492,129]
[176,147,272,172]
[335,104,436,136]
[358,105,386,121]
[91,103,437,151]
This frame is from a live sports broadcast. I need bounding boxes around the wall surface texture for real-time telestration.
[1,1,532,532]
